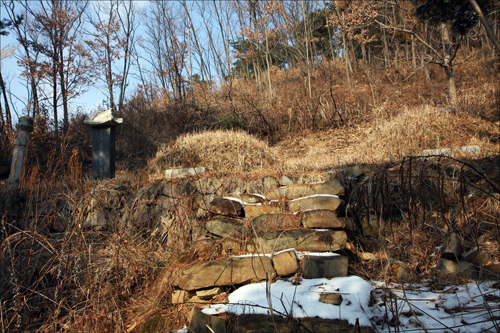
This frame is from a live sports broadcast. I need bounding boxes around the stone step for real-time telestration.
[173,255,274,291]
[246,229,347,253]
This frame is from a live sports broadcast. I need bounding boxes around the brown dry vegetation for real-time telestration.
[0,52,499,332]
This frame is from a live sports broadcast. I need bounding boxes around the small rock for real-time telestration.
[393,262,412,282]
[262,176,279,191]
[319,293,343,305]
[196,287,225,300]
[172,290,190,304]
[359,252,377,262]
[409,318,422,328]
[279,175,297,186]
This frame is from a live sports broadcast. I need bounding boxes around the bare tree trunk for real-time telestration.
[0,72,12,130]
[440,22,457,106]
[469,0,500,54]
[411,35,417,68]
[302,0,311,98]
[382,28,390,69]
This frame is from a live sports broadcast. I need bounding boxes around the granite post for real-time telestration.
[84,109,123,180]
[6,116,34,189]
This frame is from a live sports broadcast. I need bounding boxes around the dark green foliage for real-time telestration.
[415,0,493,34]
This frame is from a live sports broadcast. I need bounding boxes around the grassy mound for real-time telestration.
[148,129,278,176]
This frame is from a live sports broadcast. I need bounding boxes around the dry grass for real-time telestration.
[148,129,279,176]
[276,105,499,172]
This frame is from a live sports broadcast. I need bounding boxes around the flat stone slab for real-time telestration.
[244,204,281,219]
[301,209,345,229]
[206,217,248,238]
[84,108,123,126]
[173,255,274,291]
[289,195,343,212]
[209,198,245,217]
[246,229,347,253]
[164,167,207,178]
[267,183,344,200]
[421,145,480,157]
[302,254,348,279]
[251,213,299,234]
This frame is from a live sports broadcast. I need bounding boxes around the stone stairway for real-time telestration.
[167,170,369,332]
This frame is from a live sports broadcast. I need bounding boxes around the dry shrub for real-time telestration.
[349,155,500,282]
[148,129,279,176]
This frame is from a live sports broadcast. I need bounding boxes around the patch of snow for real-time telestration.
[233,253,272,258]
[249,193,267,199]
[202,278,500,332]
[222,197,244,205]
[289,194,340,202]
[202,276,374,326]
[297,251,340,259]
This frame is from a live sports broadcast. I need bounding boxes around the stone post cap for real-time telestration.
[84,108,123,127]
[16,116,34,132]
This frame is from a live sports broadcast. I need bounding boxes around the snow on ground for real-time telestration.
[202,276,500,332]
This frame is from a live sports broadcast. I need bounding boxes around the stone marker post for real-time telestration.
[6,116,34,189]
[84,109,123,180]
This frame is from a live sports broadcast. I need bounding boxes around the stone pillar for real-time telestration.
[6,116,34,189]
[84,109,123,180]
